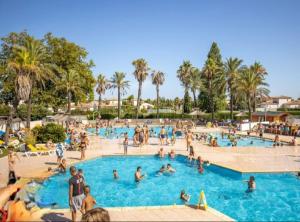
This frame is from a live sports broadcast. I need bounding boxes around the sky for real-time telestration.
[0,0,300,100]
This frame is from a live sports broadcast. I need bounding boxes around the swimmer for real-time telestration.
[113,170,119,179]
[180,190,190,202]
[135,166,145,182]
[157,165,166,174]
[166,164,176,173]
[250,141,254,145]
[244,176,256,192]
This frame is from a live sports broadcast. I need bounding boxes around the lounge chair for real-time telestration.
[24,144,55,158]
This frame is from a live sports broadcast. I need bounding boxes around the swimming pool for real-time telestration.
[87,126,182,139]
[207,133,277,147]
[37,155,300,221]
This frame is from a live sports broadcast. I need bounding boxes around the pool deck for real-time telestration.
[38,205,234,222]
[0,126,300,221]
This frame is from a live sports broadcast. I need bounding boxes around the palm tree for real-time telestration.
[224,57,243,120]
[250,62,267,112]
[190,67,202,107]
[177,61,193,114]
[151,70,165,118]
[8,36,54,128]
[177,61,192,92]
[132,58,149,119]
[237,67,269,120]
[110,72,130,119]
[96,74,109,112]
[56,69,84,114]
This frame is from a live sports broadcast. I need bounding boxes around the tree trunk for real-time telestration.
[5,99,18,144]
[248,96,252,121]
[252,92,256,112]
[156,85,159,119]
[118,87,121,119]
[67,90,71,114]
[98,94,102,112]
[192,89,197,107]
[209,79,214,120]
[26,90,32,129]
[230,93,234,120]
[136,81,142,119]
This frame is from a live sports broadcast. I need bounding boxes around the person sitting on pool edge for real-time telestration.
[166,164,176,173]
[169,149,176,159]
[158,148,165,158]
[135,166,145,182]
[113,170,119,179]
[244,176,256,192]
[180,190,190,202]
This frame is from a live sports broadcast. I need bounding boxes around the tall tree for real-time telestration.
[183,91,192,113]
[200,42,225,119]
[96,74,109,112]
[132,58,149,119]
[190,67,202,107]
[151,70,165,118]
[44,33,95,112]
[250,62,267,112]
[177,61,193,113]
[110,72,130,119]
[224,57,243,120]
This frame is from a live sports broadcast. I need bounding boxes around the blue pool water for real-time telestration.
[37,155,300,221]
[87,126,181,139]
[209,133,276,147]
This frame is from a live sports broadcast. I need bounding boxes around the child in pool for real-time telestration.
[113,169,119,179]
[244,176,256,192]
[180,190,191,202]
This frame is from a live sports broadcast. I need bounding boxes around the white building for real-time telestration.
[283,100,300,109]
[139,102,154,110]
[258,96,292,111]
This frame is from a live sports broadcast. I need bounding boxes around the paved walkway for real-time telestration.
[40,206,233,222]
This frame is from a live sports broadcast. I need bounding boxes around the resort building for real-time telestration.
[282,100,300,109]
[251,111,290,123]
[257,96,293,111]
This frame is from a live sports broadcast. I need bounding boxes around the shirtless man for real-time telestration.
[186,130,193,151]
[81,186,96,214]
[135,166,145,182]
[166,164,176,173]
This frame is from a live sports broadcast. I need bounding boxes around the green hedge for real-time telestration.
[32,123,66,143]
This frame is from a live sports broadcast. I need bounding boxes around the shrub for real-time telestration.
[24,129,36,145]
[32,123,66,143]
[0,104,10,116]
[17,104,52,121]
